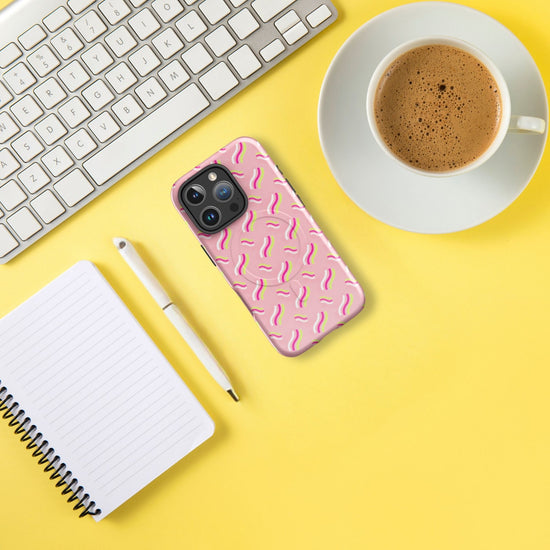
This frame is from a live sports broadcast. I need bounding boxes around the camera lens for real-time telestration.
[213,181,234,202]
[186,184,205,205]
[201,207,221,227]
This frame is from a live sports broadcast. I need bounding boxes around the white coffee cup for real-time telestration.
[366,36,546,177]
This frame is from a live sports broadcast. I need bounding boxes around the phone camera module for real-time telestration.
[201,207,221,227]
[186,184,206,205]
[213,181,234,202]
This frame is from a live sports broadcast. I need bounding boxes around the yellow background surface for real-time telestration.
[1,0,549,548]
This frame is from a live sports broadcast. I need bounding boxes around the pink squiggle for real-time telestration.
[231,171,245,178]
[345,279,360,286]
[284,247,298,253]
[294,315,308,322]
[251,308,265,315]
[309,230,323,236]
[296,286,307,308]
[215,257,230,264]
[233,142,245,164]
[289,330,301,352]
[322,268,333,291]
[217,228,229,251]
[277,290,291,296]
[241,240,255,246]
[291,204,306,210]
[319,298,334,304]
[256,154,270,160]
[269,333,283,340]
[243,211,254,232]
[327,254,341,260]
[251,167,263,189]
[339,294,351,316]
[261,235,272,258]
[266,222,280,228]
[314,312,326,334]
[270,304,283,327]
[253,279,265,301]
[248,196,262,203]
[268,192,280,215]
[233,283,247,289]
[304,243,315,265]
[258,265,273,271]
[286,218,297,240]
[235,254,247,276]
[198,233,213,238]
[278,260,290,283]
[301,272,316,279]
[274,178,286,185]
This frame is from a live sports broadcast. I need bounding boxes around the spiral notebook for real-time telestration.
[0,260,215,521]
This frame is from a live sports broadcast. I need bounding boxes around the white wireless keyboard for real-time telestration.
[0,0,336,263]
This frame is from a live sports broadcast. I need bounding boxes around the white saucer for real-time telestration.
[318,2,548,233]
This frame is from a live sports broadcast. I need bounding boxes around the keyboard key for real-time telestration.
[129,0,148,5]
[105,27,138,57]
[182,43,213,74]
[0,43,22,69]
[228,45,261,79]
[12,132,44,162]
[27,45,61,77]
[19,25,47,50]
[81,43,114,74]
[228,9,260,40]
[0,112,19,144]
[59,97,91,128]
[251,0,296,22]
[0,224,18,257]
[176,11,207,42]
[84,84,209,185]
[3,63,36,94]
[259,39,284,62]
[129,45,161,76]
[205,26,236,57]
[18,163,51,193]
[75,11,108,42]
[283,22,308,45]
[88,112,120,142]
[307,4,331,27]
[11,95,43,126]
[0,82,13,108]
[199,62,238,100]
[99,0,132,24]
[135,77,167,108]
[152,0,184,22]
[158,59,190,91]
[68,0,96,14]
[54,169,94,206]
[199,0,231,24]
[43,7,72,32]
[275,10,299,33]
[36,114,68,145]
[82,80,115,110]
[51,28,84,59]
[106,62,138,93]
[65,128,97,159]
[0,180,26,210]
[152,28,184,60]
[228,0,246,5]
[31,190,66,223]
[7,207,42,240]
[58,59,91,91]
[34,78,67,109]
[42,146,74,176]
[0,149,20,180]
[129,8,161,40]
[112,95,143,125]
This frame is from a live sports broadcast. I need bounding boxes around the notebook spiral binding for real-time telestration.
[0,379,101,518]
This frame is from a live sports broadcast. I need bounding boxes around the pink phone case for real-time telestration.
[171,137,364,356]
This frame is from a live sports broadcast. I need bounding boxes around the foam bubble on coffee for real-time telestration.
[374,45,502,172]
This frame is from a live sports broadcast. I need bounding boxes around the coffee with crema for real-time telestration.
[374,44,502,172]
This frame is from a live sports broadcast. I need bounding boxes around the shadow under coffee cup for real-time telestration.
[366,36,546,177]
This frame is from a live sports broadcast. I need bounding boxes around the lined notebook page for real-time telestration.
[0,261,214,520]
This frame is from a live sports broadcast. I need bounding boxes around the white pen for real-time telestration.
[113,237,239,402]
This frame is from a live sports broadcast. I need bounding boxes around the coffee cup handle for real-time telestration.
[508,115,546,134]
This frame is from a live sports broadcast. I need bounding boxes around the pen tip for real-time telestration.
[227,389,240,402]
[113,237,127,250]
